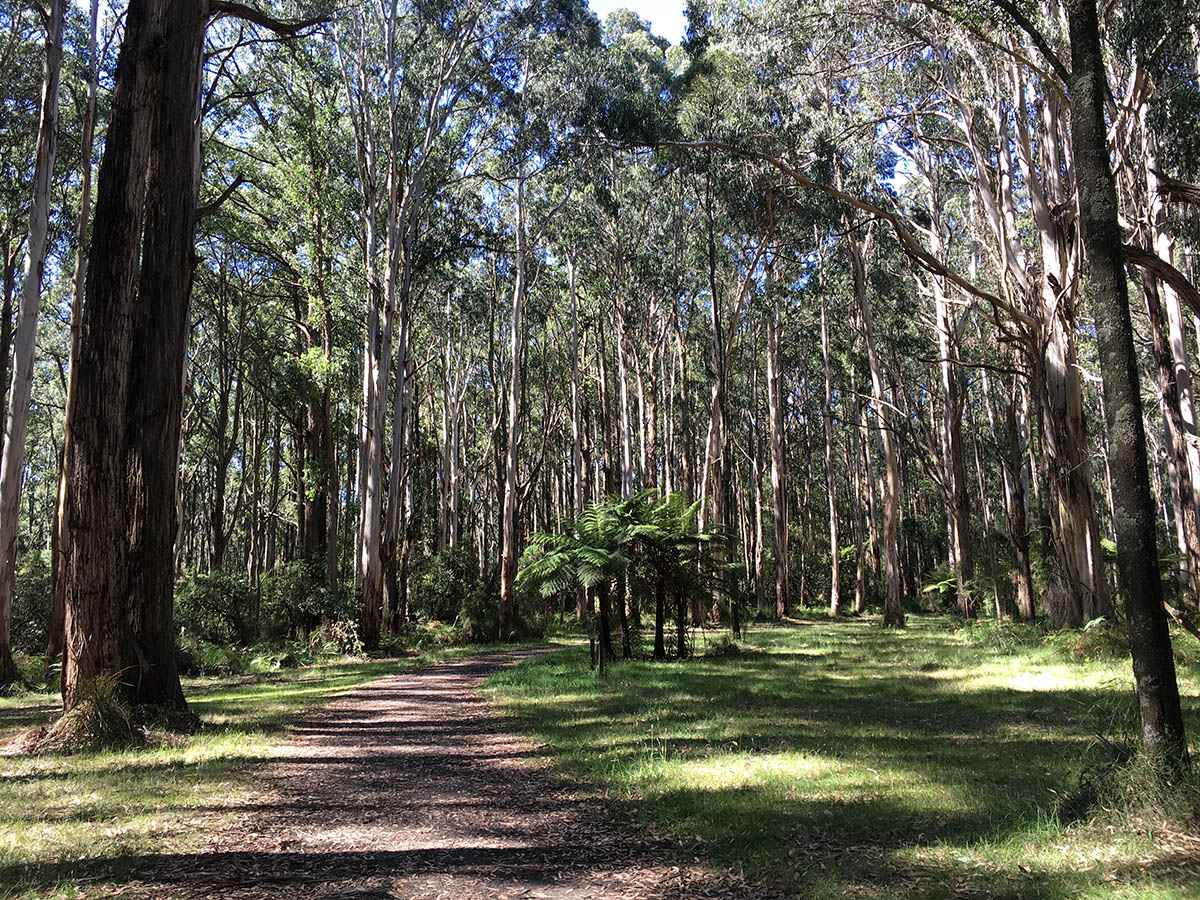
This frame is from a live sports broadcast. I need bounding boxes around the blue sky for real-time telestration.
[587,0,687,44]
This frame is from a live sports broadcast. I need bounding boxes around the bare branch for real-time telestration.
[1124,243,1200,319]
[195,174,246,221]
[1154,169,1200,208]
[208,1,329,36]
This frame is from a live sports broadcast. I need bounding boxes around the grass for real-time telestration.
[484,616,1200,899]
[0,643,521,898]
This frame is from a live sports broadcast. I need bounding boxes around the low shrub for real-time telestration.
[1044,618,1130,662]
[411,547,478,624]
[32,671,138,754]
[259,560,353,641]
[176,636,248,677]
[459,576,501,642]
[702,635,744,658]
[176,571,258,645]
[309,620,364,657]
[956,618,1047,650]
[11,651,47,689]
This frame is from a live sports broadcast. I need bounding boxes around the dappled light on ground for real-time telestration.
[487,617,1200,899]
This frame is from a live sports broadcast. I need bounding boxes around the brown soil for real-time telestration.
[115,648,745,899]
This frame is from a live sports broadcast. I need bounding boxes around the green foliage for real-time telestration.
[1044,620,1131,663]
[176,618,365,679]
[175,571,258,645]
[459,579,501,643]
[518,491,726,652]
[259,560,353,641]
[918,564,957,611]
[175,635,248,677]
[12,552,51,655]
[956,618,1047,651]
[701,634,745,658]
[307,620,364,658]
[411,547,480,624]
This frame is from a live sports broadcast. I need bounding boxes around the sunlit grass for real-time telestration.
[485,616,1200,899]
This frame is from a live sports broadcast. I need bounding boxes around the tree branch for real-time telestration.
[1123,243,1200,319]
[195,174,246,221]
[655,139,1036,329]
[208,1,329,35]
[1153,169,1200,208]
[976,0,1071,85]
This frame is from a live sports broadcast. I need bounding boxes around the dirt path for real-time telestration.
[127,648,719,899]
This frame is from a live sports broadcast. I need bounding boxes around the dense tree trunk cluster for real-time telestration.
[0,0,1192,763]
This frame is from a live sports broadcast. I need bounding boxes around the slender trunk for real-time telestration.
[617,573,632,659]
[598,579,615,661]
[499,173,528,639]
[935,286,974,616]
[0,239,15,464]
[998,382,1035,620]
[615,306,635,500]
[675,586,687,659]
[654,575,665,659]
[819,286,840,615]
[1145,273,1200,599]
[568,253,587,620]
[0,0,63,685]
[847,221,903,626]
[266,420,281,573]
[766,288,789,618]
[47,0,100,668]
[849,417,867,613]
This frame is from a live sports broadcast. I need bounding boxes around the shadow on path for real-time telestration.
[13,649,743,899]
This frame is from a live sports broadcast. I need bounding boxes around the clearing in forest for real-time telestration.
[3,619,1199,899]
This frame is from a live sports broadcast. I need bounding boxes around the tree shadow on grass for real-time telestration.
[493,629,1200,898]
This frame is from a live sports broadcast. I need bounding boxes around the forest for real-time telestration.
[1,0,1200,895]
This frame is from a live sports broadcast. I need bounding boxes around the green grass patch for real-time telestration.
[0,643,523,898]
[485,617,1200,899]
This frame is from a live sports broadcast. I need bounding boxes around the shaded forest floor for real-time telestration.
[0,644,737,898]
[486,617,1200,899]
[2,618,1199,898]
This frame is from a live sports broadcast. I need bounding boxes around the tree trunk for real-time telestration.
[819,284,840,615]
[63,0,200,711]
[120,0,204,709]
[653,575,665,660]
[848,221,904,626]
[0,0,63,685]
[1144,272,1200,600]
[766,284,789,618]
[0,238,16,465]
[1064,0,1187,764]
[499,173,528,639]
[47,0,100,669]
[567,252,587,620]
[598,579,615,661]
[675,586,687,659]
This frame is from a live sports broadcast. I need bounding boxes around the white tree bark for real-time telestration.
[0,0,63,682]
